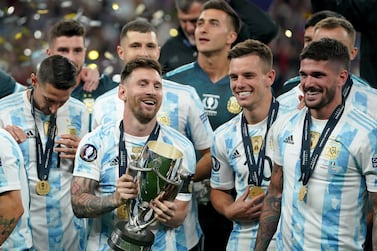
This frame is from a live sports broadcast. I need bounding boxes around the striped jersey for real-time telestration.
[0,91,90,251]
[269,105,377,250]
[0,128,32,250]
[210,106,288,250]
[277,74,377,120]
[92,79,212,248]
[73,121,196,251]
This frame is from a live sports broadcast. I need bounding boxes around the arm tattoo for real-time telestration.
[255,164,283,251]
[0,216,17,245]
[369,192,377,250]
[71,177,120,218]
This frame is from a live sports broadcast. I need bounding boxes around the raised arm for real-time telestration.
[229,0,278,44]
[254,163,283,251]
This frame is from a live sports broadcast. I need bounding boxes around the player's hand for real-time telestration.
[55,134,81,159]
[81,67,100,92]
[3,125,27,143]
[115,174,138,204]
[225,188,265,223]
[150,194,176,223]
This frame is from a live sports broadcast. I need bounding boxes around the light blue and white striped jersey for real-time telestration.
[277,74,377,120]
[0,91,90,251]
[74,121,196,251]
[92,79,213,151]
[0,128,32,251]
[92,79,212,248]
[210,105,289,251]
[269,105,377,250]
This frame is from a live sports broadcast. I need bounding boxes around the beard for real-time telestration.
[304,86,337,110]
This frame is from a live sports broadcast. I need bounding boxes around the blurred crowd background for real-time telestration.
[0,0,359,92]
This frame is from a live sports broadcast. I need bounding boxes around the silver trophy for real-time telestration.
[108,141,187,251]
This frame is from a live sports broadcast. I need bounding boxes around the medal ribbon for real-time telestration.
[118,120,160,177]
[299,103,345,186]
[30,89,57,181]
[342,76,353,100]
[242,98,279,186]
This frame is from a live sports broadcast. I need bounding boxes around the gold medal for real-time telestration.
[117,204,128,220]
[298,186,307,201]
[248,186,264,199]
[36,180,50,195]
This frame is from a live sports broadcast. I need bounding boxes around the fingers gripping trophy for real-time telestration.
[108,140,188,251]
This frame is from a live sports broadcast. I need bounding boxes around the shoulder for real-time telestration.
[162,79,197,95]
[66,97,88,110]
[0,91,26,109]
[214,113,241,136]
[344,106,377,132]
[95,87,118,104]
[164,62,196,78]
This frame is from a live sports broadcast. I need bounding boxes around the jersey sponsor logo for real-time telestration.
[283,135,294,144]
[231,149,241,159]
[202,94,219,116]
[80,144,97,162]
[25,129,35,138]
[211,156,221,171]
[110,157,118,166]
[227,96,242,114]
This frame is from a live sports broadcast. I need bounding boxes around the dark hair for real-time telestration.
[48,19,85,45]
[121,57,162,82]
[120,18,156,41]
[228,39,272,72]
[300,38,350,70]
[37,55,77,90]
[175,0,208,12]
[305,10,344,29]
[202,0,240,33]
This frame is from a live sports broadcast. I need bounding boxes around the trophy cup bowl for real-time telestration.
[108,141,186,251]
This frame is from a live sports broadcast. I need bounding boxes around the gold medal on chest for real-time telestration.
[117,204,128,220]
[248,186,264,199]
[298,186,307,201]
[36,180,50,195]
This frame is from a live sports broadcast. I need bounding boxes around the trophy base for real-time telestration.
[108,221,155,251]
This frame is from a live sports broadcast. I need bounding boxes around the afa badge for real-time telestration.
[227,96,242,114]
[80,144,97,162]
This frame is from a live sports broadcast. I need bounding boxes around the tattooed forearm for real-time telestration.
[254,195,281,251]
[0,216,18,245]
[369,192,377,250]
[71,177,120,218]
[254,163,283,251]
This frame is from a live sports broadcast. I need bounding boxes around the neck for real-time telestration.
[310,99,343,120]
[122,116,157,137]
[243,95,273,125]
[197,50,229,83]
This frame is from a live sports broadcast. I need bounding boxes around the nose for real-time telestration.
[186,21,196,33]
[49,101,65,114]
